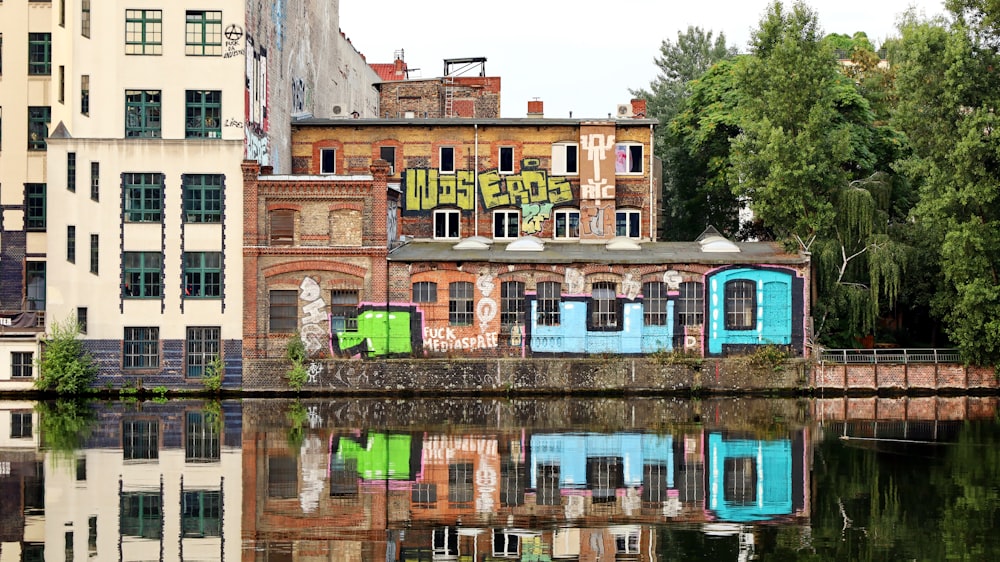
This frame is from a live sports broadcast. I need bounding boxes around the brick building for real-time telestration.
[373,56,501,119]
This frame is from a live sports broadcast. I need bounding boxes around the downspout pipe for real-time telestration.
[649,123,655,241]
[474,123,480,237]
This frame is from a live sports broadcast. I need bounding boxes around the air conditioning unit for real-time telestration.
[616,104,633,118]
[331,104,345,116]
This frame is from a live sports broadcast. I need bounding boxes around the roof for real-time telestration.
[370,63,405,82]
[388,239,807,266]
[293,117,659,127]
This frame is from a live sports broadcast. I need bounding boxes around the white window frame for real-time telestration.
[493,210,520,240]
[439,146,456,174]
[379,145,396,174]
[433,209,461,240]
[615,209,641,238]
[551,142,578,176]
[320,148,336,174]
[553,209,580,240]
[498,146,515,175]
[615,142,644,175]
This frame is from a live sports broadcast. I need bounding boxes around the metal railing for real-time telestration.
[819,348,961,364]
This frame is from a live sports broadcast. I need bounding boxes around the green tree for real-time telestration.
[35,316,98,394]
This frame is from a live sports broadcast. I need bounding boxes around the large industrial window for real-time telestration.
[448,282,474,326]
[25,183,46,230]
[553,209,580,239]
[643,281,668,326]
[185,410,220,461]
[120,492,162,539]
[412,281,437,303]
[183,252,222,298]
[124,173,163,222]
[725,280,756,330]
[125,90,161,138]
[678,281,704,326]
[330,290,359,332]
[27,33,51,75]
[125,10,162,55]
[433,209,460,240]
[11,352,33,379]
[183,174,223,223]
[500,281,525,329]
[493,210,519,239]
[589,282,618,329]
[182,491,221,537]
[186,327,221,379]
[536,281,561,326]
[123,420,159,460]
[185,11,223,56]
[587,456,624,503]
[28,106,50,150]
[123,327,160,369]
[448,462,474,504]
[123,252,162,298]
[269,290,297,332]
[185,90,221,138]
[537,463,561,506]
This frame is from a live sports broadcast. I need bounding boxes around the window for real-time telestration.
[67,225,76,262]
[125,10,162,55]
[643,282,668,326]
[26,262,45,310]
[448,462,474,504]
[123,252,162,298]
[434,528,459,557]
[724,457,757,505]
[186,327,220,378]
[183,174,223,222]
[493,210,519,239]
[448,282,474,326]
[76,458,87,481]
[439,146,455,173]
[123,420,159,460]
[537,281,561,326]
[77,307,87,333]
[11,352,33,378]
[320,148,336,174]
[493,529,520,557]
[87,516,96,554]
[59,0,65,26]
[0,34,3,75]
[500,281,525,329]
[434,209,460,239]
[268,456,297,498]
[678,281,704,326]
[269,290,297,332]
[90,162,99,200]
[182,491,221,537]
[11,412,32,438]
[67,152,76,191]
[587,456,624,503]
[124,328,160,369]
[553,209,580,239]
[590,282,618,329]
[270,210,295,245]
[89,234,98,274]
[28,33,51,75]
[411,483,437,504]
[185,90,221,138]
[498,146,514,174]
[58,65,65,103]
[412,281,437,303]
[616,209,640,238]
[330,457,359,497]
[725,280,757,330]
[537,463,561,505]
[379,146,396,174]
[81,75,90,115]
[25,183,46,230]
[81,0,91,38]
[183,252,222,298]
[185,11,223,56]
[124,172,163,222]
[551,142,578,175]
[185,411,220,463]
[500,460,526,506]
[615,143,644,174]
[120,493,162,539]
[28,106,50,150]
[125,90,161,138]
[330,290,359,332]
[64,532,72,561]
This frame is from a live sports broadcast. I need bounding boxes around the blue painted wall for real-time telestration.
[528,299,674,355]
[707,267,794,354]
[529,432,673,489]
[707,433,792,522]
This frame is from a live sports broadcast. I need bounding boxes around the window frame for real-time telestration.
[498,146,515,175]
[125,90,162,139]
[615,143,644,175]
[493,209,520,240]
[270,210,295,245]
[77,307,88,333]
[448,281,474,326]
[123,327,160,370]
[90,162,99,201]
[551,142,579,176]
[81,0,91,38]
[185,10,223,56]
[67,225,76,263]
[125,9,163,55]
[25,183,46,230]
[330,289,359,332]
[183,174,223,223]
[11,412,32,438]
[724,279,757,330]
[500,281,525,330]
[536,281,561,326]
[615,209,641,238]
[185,326,221,379]
[269,290,298,333]
[123,251,163,299]
[26,261,46,311]
[379,146,397,174]
[589,281,619,330]
[185,410,221,463]
[553,209,580,240]
[678,281,704,326]
[122,419,159,461]
[412,281,437,303]
[320,148,336,174]
[433,209,461,240]
[439,146,456,174]
[81,75,90,116]
[643,282,668,326]
[28,106,50,150]
[183,252,222,298]
[185,90,222,139]
[28,32,51,75]
[11,352,34,379]
[123,172,163,223]
[67,152,76,192]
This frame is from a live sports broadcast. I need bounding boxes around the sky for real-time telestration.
[339,1,947,119]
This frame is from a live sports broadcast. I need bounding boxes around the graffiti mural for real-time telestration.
[401,162,573,215]
[299,277,328,357]
[331,305,423,358]
[245,34,270,165]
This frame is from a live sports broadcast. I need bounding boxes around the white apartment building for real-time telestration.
[0,0,379,389]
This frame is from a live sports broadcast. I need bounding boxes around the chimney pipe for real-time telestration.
[527,100,543,117]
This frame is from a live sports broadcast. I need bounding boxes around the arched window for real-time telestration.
[725,280,756,330]
[449,282,474,326]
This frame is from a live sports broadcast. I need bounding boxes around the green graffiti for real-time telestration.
[522,203,553,234]
[479,169,572,210]
[336,309,413,356]
[335,433,412,479]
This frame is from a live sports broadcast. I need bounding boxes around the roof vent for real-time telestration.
[696,226,740,253]
[453,236,493,250]
[605,236,641,251]
[505,236,545,252]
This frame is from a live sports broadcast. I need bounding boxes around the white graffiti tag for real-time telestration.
[299,277,327,357]
[476,273,497,332]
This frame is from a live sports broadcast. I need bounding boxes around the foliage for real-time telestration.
[34,400,96,462]
[202,355,224,393]
[649,348,705,368]
[285,400,309,451]
[34,316,98,395]
[736,345,790,372]
[286,334,308,391]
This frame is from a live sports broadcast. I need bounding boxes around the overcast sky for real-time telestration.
[340,0,947,119]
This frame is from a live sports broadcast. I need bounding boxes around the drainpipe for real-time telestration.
[649,124,655,241]
[474,123,480,237]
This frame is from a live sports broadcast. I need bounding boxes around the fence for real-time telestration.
[819,348,961,364]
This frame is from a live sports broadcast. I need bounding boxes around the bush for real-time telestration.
[202,355,224,393]
[286,334,308,391]
[35,399,95,463]
[35,316,98,394]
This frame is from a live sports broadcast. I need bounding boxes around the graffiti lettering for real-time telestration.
[224,118,243,128]
[423,327,499,352]
[476,273,497,332]
[402,169,476,212]
[522,202,553,234]
[299,277,327,357]
[479,169,572,209]
[581,133,615,180]
[582,201,613,237]
[581,178,615,200]
[402,166,573,214]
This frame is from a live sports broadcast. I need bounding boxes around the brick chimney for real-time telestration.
[527,100,544,117]
[631,98,647,118]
